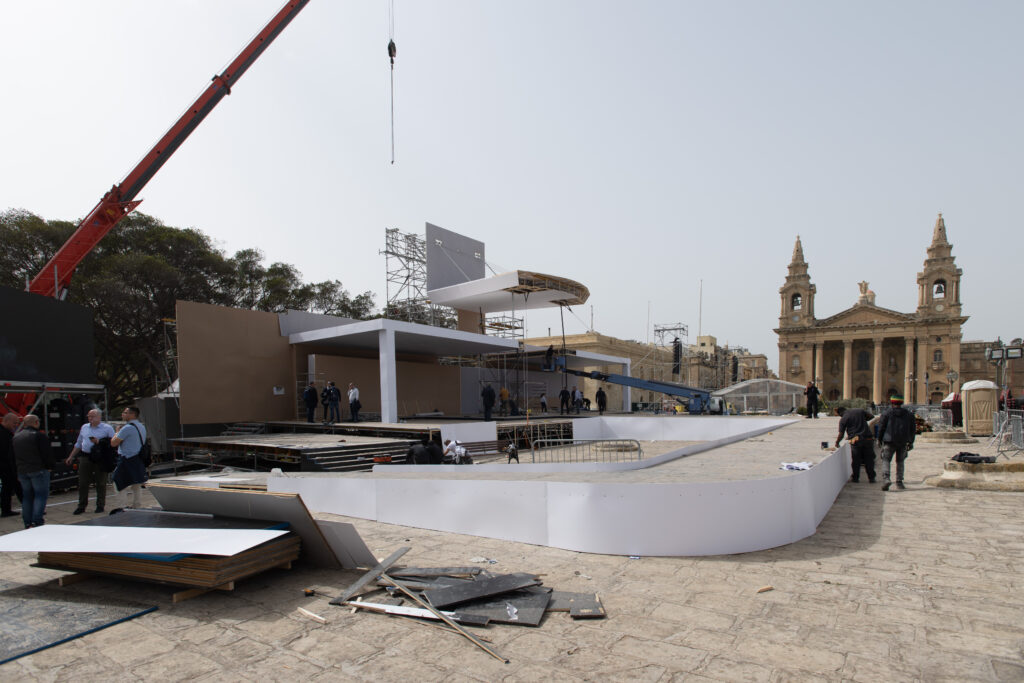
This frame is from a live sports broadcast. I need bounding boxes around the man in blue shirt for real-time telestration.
[110,406,148,511]
[65,409,116,514]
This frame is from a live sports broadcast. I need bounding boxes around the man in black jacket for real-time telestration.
[835,406,876,483]
[12,415,54,528]
[876,395,916,491]
[302,382,318,423]
[804,381,821,418]
[559,386,571,415]
[481,384,496,421]
[0,413,23,517]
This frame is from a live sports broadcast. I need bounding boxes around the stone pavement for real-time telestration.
[1,417,1022,681]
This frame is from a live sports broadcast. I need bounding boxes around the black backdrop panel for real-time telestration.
[0,286,97,383]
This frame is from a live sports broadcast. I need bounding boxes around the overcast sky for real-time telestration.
[3,1,1021,372]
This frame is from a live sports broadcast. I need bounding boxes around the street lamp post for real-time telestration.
[946,369,958,394]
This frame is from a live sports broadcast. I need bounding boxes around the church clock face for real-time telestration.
[935,303,944,311]
[792,314,800,322]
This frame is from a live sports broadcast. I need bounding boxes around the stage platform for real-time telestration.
[172,418,577,470]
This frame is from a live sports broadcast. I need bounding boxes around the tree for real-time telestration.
[0,209,376,406]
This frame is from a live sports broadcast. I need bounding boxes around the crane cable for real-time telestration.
[388,0,397,165]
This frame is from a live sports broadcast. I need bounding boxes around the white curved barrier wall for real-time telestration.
[269,417,851,556]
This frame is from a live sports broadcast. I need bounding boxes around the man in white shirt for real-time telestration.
[65,409,116,514]
[348,383,361,423]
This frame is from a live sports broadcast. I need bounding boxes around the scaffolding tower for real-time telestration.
[380,227,455,328]
[653,323,688,349]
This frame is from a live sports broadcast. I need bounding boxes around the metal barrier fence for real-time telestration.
[530,438,644,464]
[910,406,954,431]
[993,411,1024,454]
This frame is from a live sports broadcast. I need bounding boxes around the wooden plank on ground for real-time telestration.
[390,567,482,578]
[569,593,606,619]
[173,581,234,603]
[346,600,490,626]
[57,572,93,587]
[423,572,541,609]
[329,547,409,605]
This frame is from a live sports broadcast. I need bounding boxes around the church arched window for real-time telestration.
[888,355,897,369]
[856,351,870,371]
[933,349,943,363]
[933,279,946,298]
[791,355,801,367]
[791,293,802,311]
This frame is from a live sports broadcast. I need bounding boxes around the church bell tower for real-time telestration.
[779,236,816,329]
[916,213,962,318]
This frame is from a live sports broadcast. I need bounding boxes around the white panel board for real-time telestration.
[544,478,801,556]
[374,479,548,545]
[0,524,286,556]
[148,484,340,568]
[268,476,377,519]
[588,416,796,442]
[810,445,852,523]
[316,520,379,569]
[439,422,496,444]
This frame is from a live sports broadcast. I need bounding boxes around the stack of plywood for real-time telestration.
[31,510,301,593]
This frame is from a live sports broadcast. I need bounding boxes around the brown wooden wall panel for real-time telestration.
[177,300,294,424]
[309,353,462,417]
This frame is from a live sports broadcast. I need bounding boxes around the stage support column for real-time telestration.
[843,340,853,399]
[873,338,884,405]
[379,327,397,423]
[622,359,632,412]
[814,344,824,386]
[904,337,915,403]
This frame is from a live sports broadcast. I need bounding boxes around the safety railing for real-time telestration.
[530,438,644,464]
[993,411,1024,455]
[992,410,1023,436]
[910,406,953,431]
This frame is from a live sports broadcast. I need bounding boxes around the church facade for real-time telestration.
[775,214,967,405]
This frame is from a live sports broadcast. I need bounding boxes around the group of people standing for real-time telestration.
[481,383,609,420]
[0,406,151,529]
[835,395,917,491]
[302,381,360,424]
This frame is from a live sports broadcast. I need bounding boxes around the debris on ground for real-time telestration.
[332,547,606,663]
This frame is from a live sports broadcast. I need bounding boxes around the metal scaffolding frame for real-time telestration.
[380,227,455,328]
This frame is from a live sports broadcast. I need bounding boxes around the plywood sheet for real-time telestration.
[423,573,541,609]
[457,588,551,626]
[0,525,286,556]
[148,483,339,568]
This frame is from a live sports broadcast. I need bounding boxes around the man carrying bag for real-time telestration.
[65,408,116,514]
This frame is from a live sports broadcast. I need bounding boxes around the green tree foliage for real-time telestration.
[0,209,375,406]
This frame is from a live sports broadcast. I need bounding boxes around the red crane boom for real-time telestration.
[28,0,310,298]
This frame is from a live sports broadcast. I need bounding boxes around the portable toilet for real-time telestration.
[961,380,999,436]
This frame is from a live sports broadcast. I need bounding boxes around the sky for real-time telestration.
[2,1,1021,373]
